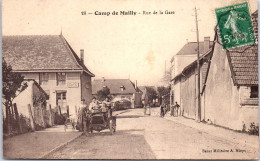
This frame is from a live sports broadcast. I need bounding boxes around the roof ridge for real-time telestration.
[2,35,93,72]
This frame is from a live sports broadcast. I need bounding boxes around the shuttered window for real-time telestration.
[57,72,66,86]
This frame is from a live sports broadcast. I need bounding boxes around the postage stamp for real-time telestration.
[215,2,255,49]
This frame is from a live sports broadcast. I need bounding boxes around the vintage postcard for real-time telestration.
[2,0,259,160]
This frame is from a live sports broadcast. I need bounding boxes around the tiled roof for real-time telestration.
[227,10,258,86]
[176,41,214,56]
[227,45,258,85]
[2,35,94,76]
[92,79,136,95]
[252,10,258,41]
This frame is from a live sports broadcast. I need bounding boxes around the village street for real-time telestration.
[46,108,259,160]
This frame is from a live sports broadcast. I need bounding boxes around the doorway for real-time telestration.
[56,91,67,114]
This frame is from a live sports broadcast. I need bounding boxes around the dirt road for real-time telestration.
[46,108,258,159]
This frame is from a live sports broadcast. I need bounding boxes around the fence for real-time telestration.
[3,103,55,136]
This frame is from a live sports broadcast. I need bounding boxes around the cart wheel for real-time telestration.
[109,120,114,135]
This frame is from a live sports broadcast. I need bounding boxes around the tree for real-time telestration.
[146,87,157,104]
[96,86,110,101]
[161,67,172,86]
[2,58,27,133]
[157,86,171,105]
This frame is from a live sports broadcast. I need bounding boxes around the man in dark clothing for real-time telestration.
[81,99,90,136]
[174,102,180,117]
[170,104,174,116]
[160,103,165,117]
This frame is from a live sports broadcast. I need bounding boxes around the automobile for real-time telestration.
[88,108,116,135]
[113,99,131,111]
[75,105,116,135]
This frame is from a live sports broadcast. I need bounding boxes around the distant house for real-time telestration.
[2,34,95,119]
[92,78,142,108]
[171,10,258,131]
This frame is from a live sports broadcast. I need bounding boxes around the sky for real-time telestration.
[2,0,258,86]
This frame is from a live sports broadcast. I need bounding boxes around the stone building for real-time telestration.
[92,78,142,108]
[2,34,95,119]
[171,10,258,131]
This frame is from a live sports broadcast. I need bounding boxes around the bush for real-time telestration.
[248,122,259,135]
[54,112,66,125]
[19,114,31,133]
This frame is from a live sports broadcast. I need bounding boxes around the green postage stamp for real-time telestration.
[215,2,255,49]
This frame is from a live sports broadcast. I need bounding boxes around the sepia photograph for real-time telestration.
[1,0,259,159]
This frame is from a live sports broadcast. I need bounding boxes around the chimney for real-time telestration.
[204,37,210,52]
[135,80,137,89]
[80,49,84,64]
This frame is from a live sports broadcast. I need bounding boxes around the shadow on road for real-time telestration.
[88,128,144,136]
[116,115,144,119]
[47,128,156,159]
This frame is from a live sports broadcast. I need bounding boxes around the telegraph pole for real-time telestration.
[194,7,201,122]
[165,60,166,75]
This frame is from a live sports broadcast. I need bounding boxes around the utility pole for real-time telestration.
[194,7,201,122]
[165,60,166,75]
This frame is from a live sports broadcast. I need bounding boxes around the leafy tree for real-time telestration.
[157,86,171,105]
[96,86,110,101]
[2,58,27,133]
[146,87,157,104]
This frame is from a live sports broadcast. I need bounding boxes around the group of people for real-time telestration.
[80,97,113,136]
[160,101,180,117]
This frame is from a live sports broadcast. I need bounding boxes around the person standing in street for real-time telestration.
[80,99,89,136]
[170,104,174,116]
[147,103,151,116]
[152,99,156,107]
[160,103,165,117]
[174,102,180,117]
[142,99,147,115]
[102,97,112,117]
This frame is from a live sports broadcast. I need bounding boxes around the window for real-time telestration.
[250,86,258,98]
[120,86,125,91]
[57,92,66,100]
[57,72,66,85]
[39,73,49,85]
